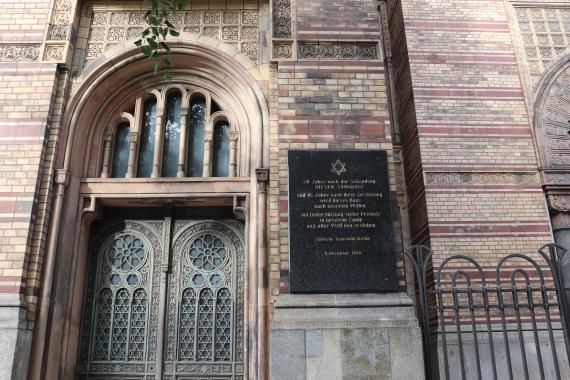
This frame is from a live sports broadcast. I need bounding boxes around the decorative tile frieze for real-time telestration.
[298,42,379,60]
[515,7,570,86]
[425,172,540,185]
[273,0,292,38]
[85,9,259,64]
[273,42,293,59]
[0,45,40,62]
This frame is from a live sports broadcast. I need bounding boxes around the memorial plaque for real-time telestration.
[288,150,397,293]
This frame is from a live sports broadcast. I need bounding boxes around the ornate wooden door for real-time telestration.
[76,219,245,380]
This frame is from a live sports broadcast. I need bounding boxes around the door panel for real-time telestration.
[77,219,245,380]
[164,220,245,380]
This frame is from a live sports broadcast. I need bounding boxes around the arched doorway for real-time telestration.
[29,37,270,380]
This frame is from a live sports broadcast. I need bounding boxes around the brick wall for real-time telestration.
[390,0,553,268]
[0,0,57,328]
[269,0,408,304]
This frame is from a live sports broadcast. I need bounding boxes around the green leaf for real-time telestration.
[169,29,180,37]
[164,19,175,28]
[178,0,187,11]
[160,41,171,51]
[141,45,152,57]
[164,72,173,81]
[134,39,142,47]
[142,29,150,37]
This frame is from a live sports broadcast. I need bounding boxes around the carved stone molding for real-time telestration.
[425,172,540,185]
[0,45,40,62]
[298,42,379,60]
[272,0,292,39]
[551,212,570,229]
[549,194,570,212]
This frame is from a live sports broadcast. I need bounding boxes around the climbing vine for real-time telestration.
[135,0,187,80]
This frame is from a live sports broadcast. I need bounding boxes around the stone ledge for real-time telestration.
[275,292,414,309]
[272,293,419,330]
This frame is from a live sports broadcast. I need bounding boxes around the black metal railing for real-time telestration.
[405,244,570,380]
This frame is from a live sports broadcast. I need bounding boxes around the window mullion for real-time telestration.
[101,128,114,178]
[126,97,143,178]
[202,94,213,177]
[229,131,238,177]
[151,95,166,178]
[177,101,190,178]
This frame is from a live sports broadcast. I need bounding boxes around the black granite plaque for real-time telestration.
[288,150,397,293]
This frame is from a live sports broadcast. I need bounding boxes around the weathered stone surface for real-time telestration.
[271,293,425,380]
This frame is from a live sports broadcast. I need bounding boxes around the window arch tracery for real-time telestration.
[100,84,239,179]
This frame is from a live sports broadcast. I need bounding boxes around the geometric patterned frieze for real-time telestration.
[86,9,259,65]
[515,7,570,86]
[0,44,40,62]
[424,172,540,185]
[298,41,379,60]
[543,172,570,185]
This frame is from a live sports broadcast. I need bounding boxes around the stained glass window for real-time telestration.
[212,120,230,177]
[187,96,206,177]
[162,90,182,177]
[137,98,157,177]
[101,86,238,179]
[111,123,129,178]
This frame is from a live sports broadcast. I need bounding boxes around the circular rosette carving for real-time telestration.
[299,44,317,58]
[318,44,336,58]
[186,233,229,271]
[107,233,146,271]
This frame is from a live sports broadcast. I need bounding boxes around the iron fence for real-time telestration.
[404,244,570,380]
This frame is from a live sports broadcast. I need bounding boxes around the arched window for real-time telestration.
[100,86,238,179]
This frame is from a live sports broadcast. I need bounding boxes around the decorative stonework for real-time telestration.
[85,9,259,65]
[425,172,540,185]
[298,42,379,60]
[543,172,570,185]
[40,42,69,64]
[0,45,40,62]
[273,43,293,59]
[273,0,292,38]
[549,194,570,212]
[538,65,570,167]
[515,7,570,86]
[47,0,74,41]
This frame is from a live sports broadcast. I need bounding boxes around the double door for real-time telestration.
[76,218,245,380]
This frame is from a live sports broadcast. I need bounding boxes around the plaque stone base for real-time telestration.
[270,293,425,380]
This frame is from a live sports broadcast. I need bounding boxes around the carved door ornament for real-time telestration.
[77,219,245,379]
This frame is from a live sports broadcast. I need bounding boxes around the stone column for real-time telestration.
[203,133,213,177]
[126,131,138,178]
[100,129,113,178]
[29,169,70,380]
[230,132,238,177]
[177,107,189,177]
[151,109,165,178]
[255,168,269,380]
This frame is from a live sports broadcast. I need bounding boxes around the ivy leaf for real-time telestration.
[141,45,152,57]
[164,19,175,29]
[169,29,180,37]
[163,72,172,81]
[134,39,143,47]
[177,0,187,11]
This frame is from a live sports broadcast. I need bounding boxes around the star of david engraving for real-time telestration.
[330,159,347,175]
